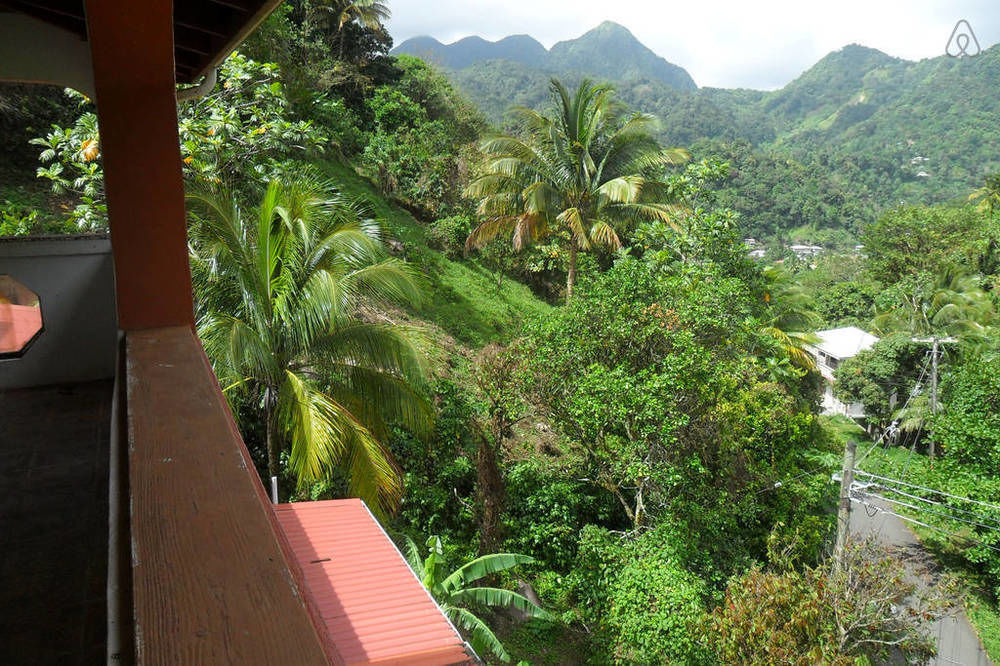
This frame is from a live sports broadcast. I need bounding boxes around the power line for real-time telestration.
[850,496,1000,555]
[854,470,1000,513]
[852,487,1000,533]
[752,465,829,496]
[863,480,1000,529]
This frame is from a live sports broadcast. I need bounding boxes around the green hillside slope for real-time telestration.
[320,159,552,348]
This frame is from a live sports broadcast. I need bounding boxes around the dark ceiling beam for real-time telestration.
[206,0,254,13]
[2,0,279,86]
[0,0,85,37]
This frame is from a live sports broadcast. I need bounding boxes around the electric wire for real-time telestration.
[862,480,1000,528]
[852,487,1000,533]
[853,470,1000,513]
[850,495,1000,555]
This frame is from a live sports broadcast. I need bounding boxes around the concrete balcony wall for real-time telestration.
[0,235,117,389]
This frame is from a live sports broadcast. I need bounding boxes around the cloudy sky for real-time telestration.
[385,1,1000,89]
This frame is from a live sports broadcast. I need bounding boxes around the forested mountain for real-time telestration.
[399,23,1000,239]
[392,34,548,69]
[393,21,697,91]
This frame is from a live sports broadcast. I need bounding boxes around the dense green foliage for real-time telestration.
[8,7,1000,663]
[933,358,1000,476]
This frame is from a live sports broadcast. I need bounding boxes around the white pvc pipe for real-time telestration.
[176,68,217,101]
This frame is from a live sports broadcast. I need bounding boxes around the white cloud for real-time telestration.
[384,0,1000,89]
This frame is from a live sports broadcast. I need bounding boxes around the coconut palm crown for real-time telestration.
[872,270,996,345]
[760,265,822,370]
[188,177,430,517]
[465,77,689,301]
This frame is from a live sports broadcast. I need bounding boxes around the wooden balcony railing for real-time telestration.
[123,326,332,664]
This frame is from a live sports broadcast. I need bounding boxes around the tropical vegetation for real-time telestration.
[404,535,551,662]
[5,3,1000,662]
[188,177,428,516]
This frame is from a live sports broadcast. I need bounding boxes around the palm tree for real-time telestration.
[872,270,995,343]
[760,265,822,370]
[312,0,390,59]
[969,174,1000,217]
[403,535,552,663]
[330,0,389,33]
[465,78,688,301]
[188,177,431,517]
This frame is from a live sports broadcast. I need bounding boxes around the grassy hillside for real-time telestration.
[319,159,552,349]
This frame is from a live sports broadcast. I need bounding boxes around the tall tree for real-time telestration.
[308,0,390,60]
[189,177,430,516]
[465,78,688,301]
[760,265,822,370]
[872,270,996,345]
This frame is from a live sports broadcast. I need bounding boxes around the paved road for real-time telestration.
[851,497,993,666]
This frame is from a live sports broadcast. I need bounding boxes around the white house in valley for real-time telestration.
[806,326,880,418]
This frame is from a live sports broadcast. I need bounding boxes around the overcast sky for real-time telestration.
[385,1,1000,89]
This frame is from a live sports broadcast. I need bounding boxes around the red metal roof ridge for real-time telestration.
[273,498,479,665]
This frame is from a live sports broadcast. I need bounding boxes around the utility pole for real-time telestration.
[929,338,939,458]
[912,336,954,457]
[834,439,857,573]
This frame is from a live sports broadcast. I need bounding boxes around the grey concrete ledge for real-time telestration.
[0,234,111,257]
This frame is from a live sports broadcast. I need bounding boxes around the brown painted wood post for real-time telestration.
[84,0,194,330]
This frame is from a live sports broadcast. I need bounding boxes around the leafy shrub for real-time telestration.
[427,214,473,258]
[564,525,711,664]
[933,356,1000,474]
[389,380,478,549]
[503,461,620,571]
[0,201,73,236]
[604,537,710,663]
[32,53,327,229]
[705,539,946,665]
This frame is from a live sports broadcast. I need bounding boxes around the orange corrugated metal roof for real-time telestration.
[274,499,476,666]
[0,303,42,354]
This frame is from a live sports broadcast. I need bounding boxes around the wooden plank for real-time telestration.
[126,327,331,665]
[86,0,194,329]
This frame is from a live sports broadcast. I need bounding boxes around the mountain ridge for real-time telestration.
[392,21,697,91]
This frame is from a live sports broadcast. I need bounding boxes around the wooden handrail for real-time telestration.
[125,326,332,664]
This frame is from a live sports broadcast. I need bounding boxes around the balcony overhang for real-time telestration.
[0,0,282,87]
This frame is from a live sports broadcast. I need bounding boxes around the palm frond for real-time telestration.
[401,534,426,579]
[448,587,553,620]
[588,220,622,250]
[440,553,534,594]
[278,366,402,517]
[445,605,510,663]
[466,216,516,252]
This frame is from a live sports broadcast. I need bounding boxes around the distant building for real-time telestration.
[788,244,823,259]
[744,237,759,248]
[748,248,766,259]
[806,326,880,418]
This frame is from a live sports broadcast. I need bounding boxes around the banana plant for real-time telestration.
[403,535,552,663]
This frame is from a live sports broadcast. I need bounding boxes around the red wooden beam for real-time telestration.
[84,0,194,330]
